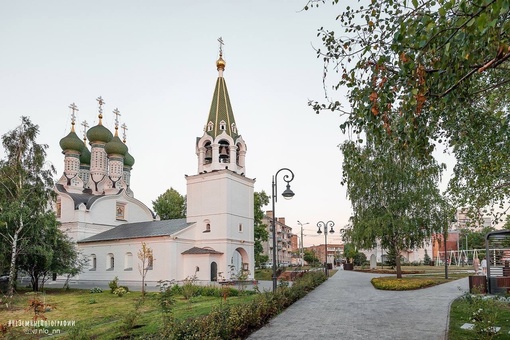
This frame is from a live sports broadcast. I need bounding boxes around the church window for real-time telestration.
[239,223,243,232]
[90,254,96,271]
[116,203,126,220]
[207,121,214,132]
[107,253,115,270]
[124,252,133,271]
[219,120,226,131]
[231,123,237,133]
[204,222,211,233]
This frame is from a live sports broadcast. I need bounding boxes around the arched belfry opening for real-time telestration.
[204,141,212,164]
[218,140,230,163]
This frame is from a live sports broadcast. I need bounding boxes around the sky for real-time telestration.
[0,1,457,246]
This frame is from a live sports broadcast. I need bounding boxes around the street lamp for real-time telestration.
[271,168,295,292]
[317,220,335,277]
[297,220,309,267]
[443,217,457,279]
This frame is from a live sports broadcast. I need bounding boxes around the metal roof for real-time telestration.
[78,218,192,243]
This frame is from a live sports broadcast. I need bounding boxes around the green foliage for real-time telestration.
[343,243,356,263]
[353,252,367,266]
[254,191,270,267]
[89,287,103,293]
[371,277,437,291]
[307,0,510,222]
[450,294,510,339]
[138,242,154,296]
[423,249,431,265]
[113,287,128,297]
[340,136,450,278]
[463,294,502,340]
[152,187,186,220]
[0,117,57,295]
[165,271,326,339]
[119,298,144,337]
[303,249,319,266]
[108,276,119,293]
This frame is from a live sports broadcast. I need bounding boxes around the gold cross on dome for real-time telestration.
[121,123,128,143]
[218,37,224,55]
[81,120,89,141]
[113,108,121,128]
[68,103,79,125]
[96,96,105,116]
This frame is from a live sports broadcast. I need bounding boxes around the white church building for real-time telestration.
[55,51,255,285]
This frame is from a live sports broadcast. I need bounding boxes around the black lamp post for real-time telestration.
[443,217,457,280]
[271,168,295,292]
[317,220,335,277]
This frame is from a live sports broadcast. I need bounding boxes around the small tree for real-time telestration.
[0,117,56,295]
[423,249,431,266]
[343,243,357,264]
[303,250,319,266]
[152,188,186,220]
[138,242,154,296]
[254,191,270,267]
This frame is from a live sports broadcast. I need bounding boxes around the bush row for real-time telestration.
[167,271,327,339]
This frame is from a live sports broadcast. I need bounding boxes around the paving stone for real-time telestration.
[248,270,468,340]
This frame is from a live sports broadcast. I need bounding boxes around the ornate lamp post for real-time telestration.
[317,220,335,277]
[271,168,295,292]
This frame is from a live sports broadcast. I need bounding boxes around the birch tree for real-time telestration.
[0,117,55,295]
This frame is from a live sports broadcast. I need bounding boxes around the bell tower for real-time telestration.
[186,40,255,279]
[195,39,247,176]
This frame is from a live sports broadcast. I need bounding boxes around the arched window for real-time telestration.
[124,252,133,271]
[207,121,214,132]
[219,120,226,131]
[90,254,97,271]
[204,223,211,233]
[107,253,115,270]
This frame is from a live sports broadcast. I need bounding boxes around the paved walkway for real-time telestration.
[248,270,469,340]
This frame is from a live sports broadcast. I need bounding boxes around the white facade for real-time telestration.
[55,52,256,286]
[361,240,434,264]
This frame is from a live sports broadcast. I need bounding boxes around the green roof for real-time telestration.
[206,77,239,140]
[59,130,85,153]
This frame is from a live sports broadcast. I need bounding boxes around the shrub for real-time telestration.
[89,287,103,293]
[463,294,501,340]
[164,270,327,338]
[113,287,127,297]
[371,277,436,290]
[108,276,119,293]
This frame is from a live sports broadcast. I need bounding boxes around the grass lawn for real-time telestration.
[449,295,510,340]
[0,287,257,339]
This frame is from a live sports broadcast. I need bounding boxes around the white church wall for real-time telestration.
[79,237,180,284]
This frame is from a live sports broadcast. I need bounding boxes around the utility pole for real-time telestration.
[297,220,309,266]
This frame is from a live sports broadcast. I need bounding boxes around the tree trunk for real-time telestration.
[396,254,402,279]
[7,228,21,296]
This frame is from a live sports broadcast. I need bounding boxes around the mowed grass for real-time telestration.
[0,288,257,339]
[449,296,510,340]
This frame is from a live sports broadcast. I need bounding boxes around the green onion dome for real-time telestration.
[124,151,135,167]
[60,130,85,153]
[105,134,128,156]
[87,117,113,144]
[80,145,91,164]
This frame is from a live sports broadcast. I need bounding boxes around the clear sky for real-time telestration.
[0,1,455,246]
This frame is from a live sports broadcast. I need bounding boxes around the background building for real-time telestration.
[261,211,294,266]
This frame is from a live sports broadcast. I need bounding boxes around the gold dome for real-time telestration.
[216,54,226,71]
